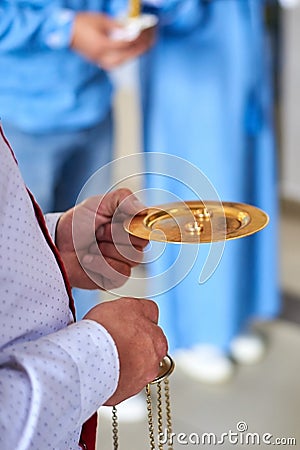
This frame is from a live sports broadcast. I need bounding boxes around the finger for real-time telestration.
[101,36,140,51]
[112,28,156,62]
[95,222,148,249]
[60,250,106,290]
[97,16,148,49]
[138,298,159,324]
[104,27,156,67]
[101,242,144,265]
[117,192,147,216]
[96,14,122,31]
[98,41,147,69]
[81,252,131,283]
[96,189,146,219]
[154,325,169,361]
[100,47,141,70]
[89,241,144,266]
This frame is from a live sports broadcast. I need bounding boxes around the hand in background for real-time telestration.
[70,12,156,69]
[56,188,148,290]
[83,297,168,405]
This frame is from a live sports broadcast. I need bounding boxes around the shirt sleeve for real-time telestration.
[0,319,119,450]
[0,1,75,51]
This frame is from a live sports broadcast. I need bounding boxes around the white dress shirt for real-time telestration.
[0,129,119,450]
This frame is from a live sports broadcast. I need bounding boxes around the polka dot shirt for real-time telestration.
[0,129,119,450]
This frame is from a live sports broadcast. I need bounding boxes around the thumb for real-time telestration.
[98,189,147,219]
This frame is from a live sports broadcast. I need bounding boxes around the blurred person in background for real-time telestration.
[0,0,156,318]
[140,0,280,383]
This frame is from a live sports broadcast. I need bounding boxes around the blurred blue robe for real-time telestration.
[140,0,280,352]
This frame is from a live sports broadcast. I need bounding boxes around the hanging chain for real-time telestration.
[164,378,173,450]
[156,382,164,450]
[111,356,174,450]
[112,406,119,450]
[146,384,156,450]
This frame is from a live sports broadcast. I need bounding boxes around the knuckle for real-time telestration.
[118,187,132,197]
[113,259,129,274]
[149,300,159,321]
[122,296,137,307]
[155,328,168,357]
[159,340,168,360]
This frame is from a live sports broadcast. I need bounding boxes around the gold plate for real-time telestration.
[124,201,269,243]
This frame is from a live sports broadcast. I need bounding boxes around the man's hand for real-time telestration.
[70,12,156,69]
[83,297,168,405]
[55,188,148,290]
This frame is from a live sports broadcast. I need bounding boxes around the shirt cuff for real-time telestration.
[46,319,120,423]
[44,212,63,243]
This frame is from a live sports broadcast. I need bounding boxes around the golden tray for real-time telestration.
[124,201,269,244]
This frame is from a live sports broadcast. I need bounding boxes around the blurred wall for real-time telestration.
[281,4,300,202]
